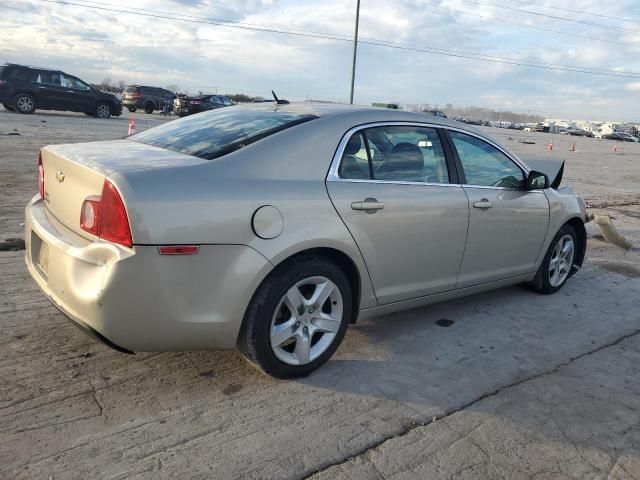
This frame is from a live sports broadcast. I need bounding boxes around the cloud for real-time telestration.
[1,0,639,118]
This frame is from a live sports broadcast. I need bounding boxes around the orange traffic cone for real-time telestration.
[547,140,553,151]
[570,140,576,152]
[128,118,136,135]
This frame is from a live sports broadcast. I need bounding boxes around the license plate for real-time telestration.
[38,241,49,274]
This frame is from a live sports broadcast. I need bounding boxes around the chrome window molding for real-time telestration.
[326,121,532,189]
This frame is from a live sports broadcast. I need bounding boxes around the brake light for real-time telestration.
[80,180,133,247]
[38,151,45,199]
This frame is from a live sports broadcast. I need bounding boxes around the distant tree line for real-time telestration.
[403,103,544,123]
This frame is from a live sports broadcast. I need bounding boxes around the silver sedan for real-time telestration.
[24,103,587,378]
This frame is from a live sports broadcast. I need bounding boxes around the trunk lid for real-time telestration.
[41,140,206,238]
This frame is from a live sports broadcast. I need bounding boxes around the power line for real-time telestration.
[457,0,640,36]
[406,0,638,48]
[32,0,640,79]
[501,0,640,26]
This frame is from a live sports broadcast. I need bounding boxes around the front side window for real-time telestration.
[131,107,317,160]
[338,125,450,184]
[449,131,524,189]
[61,74,90,90]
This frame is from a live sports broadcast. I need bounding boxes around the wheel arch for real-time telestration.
[565,216,587,269]
[252,246,363,325]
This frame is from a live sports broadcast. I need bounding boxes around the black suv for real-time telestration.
[0,64,122,118]
[122,86,176,114]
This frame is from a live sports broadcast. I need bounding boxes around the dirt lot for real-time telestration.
[1,107,639,479]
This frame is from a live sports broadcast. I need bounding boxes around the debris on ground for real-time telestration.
[589,213,633,250]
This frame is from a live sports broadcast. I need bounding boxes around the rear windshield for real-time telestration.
[124,86,138,93]
[130,107,318,160]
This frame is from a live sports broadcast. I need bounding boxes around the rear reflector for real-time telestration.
[158,245,200,255]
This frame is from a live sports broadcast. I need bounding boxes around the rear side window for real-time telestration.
[8,68,31,81]
[131,107,318,160]
[34,71,61,86]
[339,125,450,184]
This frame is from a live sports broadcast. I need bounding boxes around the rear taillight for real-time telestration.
[132,92,141,98]
[80,180,133,248]
[38,151,45,199]
[190,100,201,105]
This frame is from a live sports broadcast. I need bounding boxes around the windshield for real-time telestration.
[130,107,317,160]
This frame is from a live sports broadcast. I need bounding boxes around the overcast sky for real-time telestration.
[1,0,639,120]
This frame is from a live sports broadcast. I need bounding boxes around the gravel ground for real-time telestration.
[1,107,639,479]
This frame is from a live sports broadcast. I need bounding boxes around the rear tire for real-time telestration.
[144,102,154,114]
[238,255,352,379]
[14,93,36,114]
[528,224,577,294]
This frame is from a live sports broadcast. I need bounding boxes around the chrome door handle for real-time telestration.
[472,199,493,209]
[351,198,384,213]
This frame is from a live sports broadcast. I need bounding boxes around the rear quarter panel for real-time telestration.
[111,116,380,309]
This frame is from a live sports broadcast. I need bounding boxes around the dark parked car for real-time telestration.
[423,109,447,118]
[122,86,176,114]
[602,132,636,142]
[0,64,122,118]
[173,94,233,117]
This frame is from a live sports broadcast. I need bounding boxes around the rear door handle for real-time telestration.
[473,199,493,209]
[351,198,384,213]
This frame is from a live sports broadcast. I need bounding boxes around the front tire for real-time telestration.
[144,102,154,114]
[95,102,111,119]
[14,93,36,114]
[127,107,137,113]
[529,224,577,294]
[238,255,352,379]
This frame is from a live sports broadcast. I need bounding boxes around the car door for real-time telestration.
[327,124,470,305]
[60,74,96,112]
[447,129,549,287]
[32,70,66,109]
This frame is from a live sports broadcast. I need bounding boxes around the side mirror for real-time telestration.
[527,170,549,190]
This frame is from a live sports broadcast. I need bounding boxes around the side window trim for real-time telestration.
[327,121,460,187]
[443,127,529,190]
[361,130,375,180]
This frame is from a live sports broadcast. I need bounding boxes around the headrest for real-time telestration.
[344,134,362,155]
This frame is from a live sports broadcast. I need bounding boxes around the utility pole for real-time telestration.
[349,0,360,104]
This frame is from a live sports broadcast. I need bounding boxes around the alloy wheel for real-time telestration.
[96,104,110,118]
[270,276,343,366]
[16,96,34,113]
[548,234,574,287]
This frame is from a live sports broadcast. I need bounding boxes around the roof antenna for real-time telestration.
[271,90,290,105]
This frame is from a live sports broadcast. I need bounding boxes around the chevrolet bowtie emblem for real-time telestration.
[56,171,65,183]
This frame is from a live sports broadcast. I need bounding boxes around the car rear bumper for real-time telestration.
[25,195,273,352]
